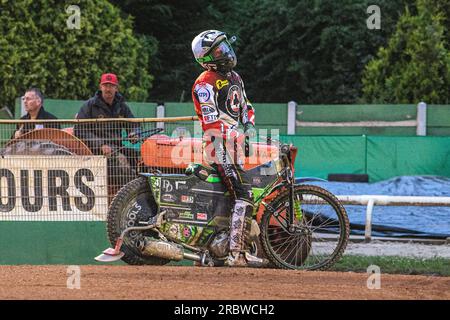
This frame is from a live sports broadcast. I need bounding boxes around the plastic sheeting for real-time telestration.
[304,176,450,239]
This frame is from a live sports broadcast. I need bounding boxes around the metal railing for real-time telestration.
[293,101,428,136]
[337,195,450,242]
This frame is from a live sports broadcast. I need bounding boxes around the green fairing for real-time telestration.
[206,175,221,183]
[294,200,303,220]
[252,188,265,202]
[197,228,214,246]
[149,177,161,204]
[252,178,280,204]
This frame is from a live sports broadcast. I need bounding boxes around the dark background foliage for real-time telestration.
[1,0,449,112]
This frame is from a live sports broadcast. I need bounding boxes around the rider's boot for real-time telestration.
[226,251,268,268]
[225,200,269,268]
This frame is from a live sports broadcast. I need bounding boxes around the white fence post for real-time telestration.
[416,101,427,136]
[156,103,165,130]
[287,101,297,135]
[365,199,375,243]
[21,96,26,117]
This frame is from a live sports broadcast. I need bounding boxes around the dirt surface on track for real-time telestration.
[0,266,448,300]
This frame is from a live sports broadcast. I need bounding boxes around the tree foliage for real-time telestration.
[3,0,447,107]
[233,0,411,103]
[113,0,410,104]
[110,0,238,102]
[362,0,450,103]
[0,0,155,110]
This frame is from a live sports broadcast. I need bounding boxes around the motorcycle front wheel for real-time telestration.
[107,176,170,265]
[260,184,349,270]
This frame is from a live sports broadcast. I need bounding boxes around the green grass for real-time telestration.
[331,255,450,276]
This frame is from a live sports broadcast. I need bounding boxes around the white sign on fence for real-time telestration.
[0,156,108,221]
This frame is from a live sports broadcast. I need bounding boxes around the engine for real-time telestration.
[208,221,261,258]
[208,231,230,258]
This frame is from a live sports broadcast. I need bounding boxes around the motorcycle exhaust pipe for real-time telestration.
[140,239,218,265]
[141,239,185,261]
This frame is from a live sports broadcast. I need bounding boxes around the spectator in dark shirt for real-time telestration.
[13,88,60,139]
[74,73,139,155]
[74,73,140,193]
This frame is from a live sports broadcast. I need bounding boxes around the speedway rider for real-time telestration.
[191,30,266,267]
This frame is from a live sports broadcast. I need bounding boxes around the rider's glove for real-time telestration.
[244,123,256,139]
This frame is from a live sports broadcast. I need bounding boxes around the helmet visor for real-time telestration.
[195,39,237,70]
[211,41,235,60]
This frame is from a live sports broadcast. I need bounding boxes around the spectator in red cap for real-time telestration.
[74,73,140,190]
[75,73,138,154]
[98,73,119,107]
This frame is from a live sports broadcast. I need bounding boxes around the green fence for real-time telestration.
[296,104,416,135]
[427,105,450,136]
[295,104,450,136]
[0,221,191,265]
[14,99,450,136]
[9,98,450,182]
[280,135,450,182]
[367,136,450,182]
[0,222,111,264]
[14,99,287,135]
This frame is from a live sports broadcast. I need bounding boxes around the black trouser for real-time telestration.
[211,136,253,252]
[210,136,253,203]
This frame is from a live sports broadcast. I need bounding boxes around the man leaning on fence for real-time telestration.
[74,73,140,193]
[13,88,60,139]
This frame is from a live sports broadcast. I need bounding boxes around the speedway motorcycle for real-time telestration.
[95,132,349,270]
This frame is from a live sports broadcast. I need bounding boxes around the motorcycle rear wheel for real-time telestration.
[260,184,349,270]
[107,176,170,265]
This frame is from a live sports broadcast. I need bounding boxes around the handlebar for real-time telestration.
[123,127,164,144]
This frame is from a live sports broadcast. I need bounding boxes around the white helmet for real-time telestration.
[192,30,237,72]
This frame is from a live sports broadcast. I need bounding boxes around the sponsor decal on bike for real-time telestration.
[179,211,194,219]
[166,209,178,219]
[175,180,187,190]
[182,226,192,238]
[252,177,262,185]
[168,224,180,238]
[162,194,176,203]
[162,179,174,192]
[181,195,194,204]
[197,213,208,220]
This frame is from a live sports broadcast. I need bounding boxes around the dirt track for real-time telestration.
[0,265,448,300]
